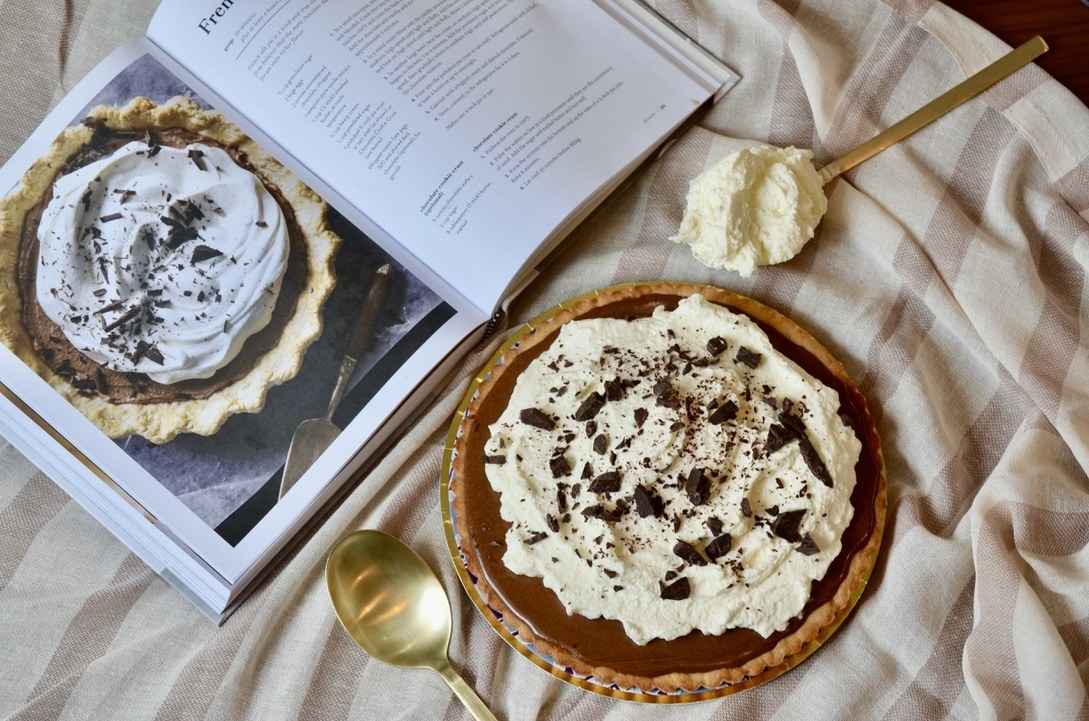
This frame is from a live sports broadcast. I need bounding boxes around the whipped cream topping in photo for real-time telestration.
[36,140,289,384]
[482,295,860,643]
[672,145,827,277]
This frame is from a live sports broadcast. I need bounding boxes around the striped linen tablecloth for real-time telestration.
[2,0,1087,718]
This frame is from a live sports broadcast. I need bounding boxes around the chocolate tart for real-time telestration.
[0,96,339,443]
[442,282,886,699]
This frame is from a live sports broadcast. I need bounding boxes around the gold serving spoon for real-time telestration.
[326,530,500,721]
[817,35,1048,184]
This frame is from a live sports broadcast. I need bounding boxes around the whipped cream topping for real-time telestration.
[482,295,860,643]
[672,145,827,277]
[36,140,289,384]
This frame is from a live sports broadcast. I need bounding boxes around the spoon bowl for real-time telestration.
[326,529,498,721]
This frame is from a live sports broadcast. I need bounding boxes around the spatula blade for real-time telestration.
[279,418,342,499]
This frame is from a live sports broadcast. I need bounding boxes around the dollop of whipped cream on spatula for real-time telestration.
[671,145,827,277]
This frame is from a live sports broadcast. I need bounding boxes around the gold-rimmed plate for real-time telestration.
[439,281,887,701]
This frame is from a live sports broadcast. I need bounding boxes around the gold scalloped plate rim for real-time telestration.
[439,281,887,702]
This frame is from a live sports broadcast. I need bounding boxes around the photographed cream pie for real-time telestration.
[450,282,885,694]
[0,96,339,443]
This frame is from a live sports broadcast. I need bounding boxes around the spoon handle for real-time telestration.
[818,35,1047,184]
[436,663,500,721]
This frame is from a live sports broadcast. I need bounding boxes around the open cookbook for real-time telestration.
[0,0,737,621]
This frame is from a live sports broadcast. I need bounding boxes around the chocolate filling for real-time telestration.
[455,291,883,679]
[15,123,310,405]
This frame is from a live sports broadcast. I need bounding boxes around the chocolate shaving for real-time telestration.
[481,454,507,465]
[99,212,123,223]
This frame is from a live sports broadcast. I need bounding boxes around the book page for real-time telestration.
[149,0,724,313]
[0,40,485,591]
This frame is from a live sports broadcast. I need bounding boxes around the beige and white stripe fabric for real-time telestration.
[2,0,1088,718]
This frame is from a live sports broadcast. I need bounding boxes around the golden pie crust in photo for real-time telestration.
[0,96,339,443]
[447,282,886,696]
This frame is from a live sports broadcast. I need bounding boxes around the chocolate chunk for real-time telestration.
[684,467,711,506]
[99,212,123,223]
[549,453,570,478]
[797,534,820,556]
[592,434,607,455]
[799,437,834,487]
[187,147,207,170]
[708,399,739,425]
[771,509,805,543]
[574,391,606,421]
[547,515,560,533]
[581,504,624,522]
[481,454,507,465]
[659,576,690,601]
[706,336,728,356]
[631,485,663,518]
[525,531,548,545]
[519,408,555,430]
[673,540,707,566]
[766,423,795,454]
[777,408,807,436]
[707,517,724,536]
[705,533,733,560]
[736,346,763,369]
[604,378,626,401]
[634,407,648,427]
[191,245,223,263]
[589,470,621,494]
[653,381,681,409]
[585,420,597,437]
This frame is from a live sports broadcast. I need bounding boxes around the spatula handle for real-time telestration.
[345,263,394,362]
[818,35,1047,184]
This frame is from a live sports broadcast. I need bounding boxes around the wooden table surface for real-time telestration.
[943,0,1089,106]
